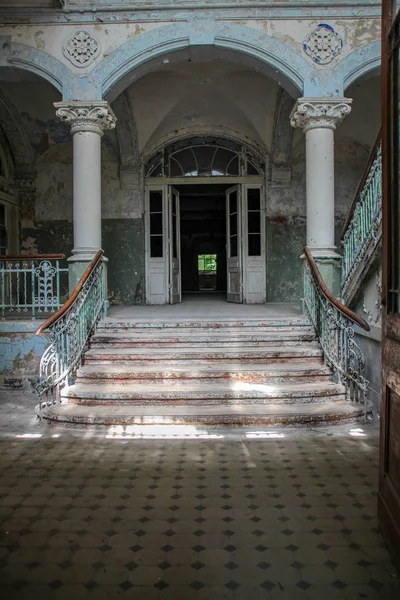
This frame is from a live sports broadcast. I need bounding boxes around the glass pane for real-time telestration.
[230,235,238,257]
[0,204,5,225]
[247,161,259,175]
[226,156,239,176]
[248,234,261,256]
[149,162,162,177]
[248,212,261,234]
[171,148,197,177]
[194,146,215,175]
[198,254,217,272]
[229,213,237,236]
[150,236,163,258]
[229,191,237,214]
[170,156,185,177]
[150,191,162,213]
[248,188,260,211]
[212,148,236,175]
[150,213,163,235]
[173,215,177,259]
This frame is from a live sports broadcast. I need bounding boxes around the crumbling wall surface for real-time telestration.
[0,322,49,389]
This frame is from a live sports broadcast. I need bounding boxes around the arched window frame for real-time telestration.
[146,138,264,179]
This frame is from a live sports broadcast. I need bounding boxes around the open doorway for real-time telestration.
[177,184,229,296]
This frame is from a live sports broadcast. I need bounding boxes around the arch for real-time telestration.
[145,134,265,179]
[335,41,381,92]
[0,89,34,176]
[0,39,100,100]
[111,90,139,167]
[271,89,295,186]
[143,126,267,166]
[92,21,312,101]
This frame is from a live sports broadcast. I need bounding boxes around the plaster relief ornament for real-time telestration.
[62,30,100,67]
[303,24,343,65]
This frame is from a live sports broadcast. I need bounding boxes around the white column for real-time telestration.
[54,101,116,291]
[54,101,116,258]
[291,98,352,256]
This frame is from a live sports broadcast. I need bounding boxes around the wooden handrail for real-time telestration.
[341,129,382,240]
[304,247,370,331]
[0,254,66,260]
[35,250,104,335]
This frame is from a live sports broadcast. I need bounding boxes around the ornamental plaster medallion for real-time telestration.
[62,30,101,68]
[303,24,343,65]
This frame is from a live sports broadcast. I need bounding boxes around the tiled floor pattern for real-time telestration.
[0,390,399,599]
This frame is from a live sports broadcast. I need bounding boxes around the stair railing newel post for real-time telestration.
[35,250,105,406]
[303,248,370,413]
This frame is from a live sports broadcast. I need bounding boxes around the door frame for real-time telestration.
[145,176,265,304]
[379,0,400,567]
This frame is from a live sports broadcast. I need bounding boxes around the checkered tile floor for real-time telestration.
[0,390,399,599]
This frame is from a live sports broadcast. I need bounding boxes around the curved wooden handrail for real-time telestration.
[304,247,370,331]
[0,254,66,260]
[35,250,104,336]
[341,129,382,240]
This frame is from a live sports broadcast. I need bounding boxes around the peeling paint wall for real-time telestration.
[0,322,49,388]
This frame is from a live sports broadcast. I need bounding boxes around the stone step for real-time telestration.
[62,380,345,405]
[83,345,323,364]
[76,362,332,384]
[90,329,317,347]
[37,400,365,426]
[97,318,312,331]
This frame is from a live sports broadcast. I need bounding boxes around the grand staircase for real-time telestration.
[38,314,365,426]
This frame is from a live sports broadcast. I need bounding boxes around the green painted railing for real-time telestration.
[341,135,382,300]
[36,250,106,401]
[0,255,68,319]
[304,248,370,410]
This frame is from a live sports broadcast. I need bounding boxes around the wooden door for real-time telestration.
[243,185,266,303]
[226,185,243,303]
[146,186,168,304]
[169,187,181,304]
[379,0,400,565]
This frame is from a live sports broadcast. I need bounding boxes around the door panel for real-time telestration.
[379,0,400,566]
[226,185,242,303]
[169,187,181,304]
[146,187,168,304]
[243,185,266,303]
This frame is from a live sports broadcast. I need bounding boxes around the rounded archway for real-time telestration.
[93,21,310,102]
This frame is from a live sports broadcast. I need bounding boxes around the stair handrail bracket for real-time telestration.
[341,135,382,301]
[303,247,370,409]
[35,250,106,404]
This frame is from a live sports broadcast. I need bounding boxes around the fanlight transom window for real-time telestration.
[146,138,263,178]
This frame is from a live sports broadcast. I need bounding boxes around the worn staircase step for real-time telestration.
[90,330,317,347]
[37,401,365,426]
[97,318,312,330]
[76,362,332,384]
[61,380,345,405]
[84,345,323,364]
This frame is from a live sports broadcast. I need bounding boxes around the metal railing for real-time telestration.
[304,248,370,409]
[0,254,68,318]
[36,250,106,402]
[341,134,382,299]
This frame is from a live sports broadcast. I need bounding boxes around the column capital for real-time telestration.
[54,100,117,136]
[290,97,352,132]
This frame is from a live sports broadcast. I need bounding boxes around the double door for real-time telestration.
[146,184,266,304]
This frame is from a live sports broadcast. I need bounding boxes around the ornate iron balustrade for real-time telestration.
[341,135,382,301]
[36,250,105,401]
[304,248,370,410]
[0,255,68,319]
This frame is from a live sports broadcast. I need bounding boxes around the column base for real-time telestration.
[67,254,108,313]
[304,250,341,297]
[301,248,342,299]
